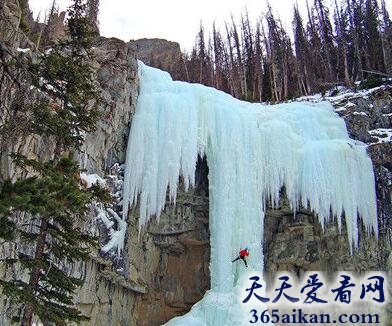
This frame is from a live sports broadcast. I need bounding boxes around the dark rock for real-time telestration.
[130,38,186,81]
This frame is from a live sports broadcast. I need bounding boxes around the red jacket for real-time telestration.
[239,249,249,258]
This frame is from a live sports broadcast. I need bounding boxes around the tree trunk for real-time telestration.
[343,49,352,87]
[21,217,49,326]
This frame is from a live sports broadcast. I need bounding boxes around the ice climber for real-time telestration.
[232,248,249,267]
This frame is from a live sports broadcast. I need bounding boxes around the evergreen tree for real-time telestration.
[179,0,392,100]
[240,10,261,101]
[195,23,209,85]
[0,157,105,325]
[306,0,327,91]
[231,15,246,97]
[380,0,392,75]
[261,60,272,102]
[363,0,385,73]
[86,0,100,33]
[314,0,336,81]
[333,0,352,86]
[348,0,367,81]
[265,6,296,101]
[224,21,239,97]
[212,23,229,92]
[253,23,264,102]
[293,4,314,94]
[0,1,108,325]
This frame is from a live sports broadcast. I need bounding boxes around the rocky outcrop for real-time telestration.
[80,37,138,175]
[130,158,210,325]
[71,37,140,326]
[0,0,33,48]
[130,38,186,81]
[74,157,210,326]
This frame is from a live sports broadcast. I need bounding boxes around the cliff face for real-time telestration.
[76,38,210,326]
[81,37,138,175]
[72,38,140,326]
[0,2,209,324]
[0,2,391,325]
[130,38,186,81]
[127,158,210,326]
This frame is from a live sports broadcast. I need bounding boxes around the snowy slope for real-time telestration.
[297,85,392,144]
[122,62,378,326]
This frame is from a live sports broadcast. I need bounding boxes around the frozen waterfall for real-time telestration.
[122,62,377,325]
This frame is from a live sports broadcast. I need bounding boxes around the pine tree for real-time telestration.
[265,6,295,101]
[0,157,104,325]
[348,0,367,81]
[224,21,239,97]
[181,0,392,100]
[195,23,208,84]
[253,23,264,102]
[293,4,314,94]
[363,0,385,74]
[212,23,227,91]
[86,0,100,33]
[306,0,327,91]
[333,0,352,86]
[380,0,392,75]
[314,0,336,82]
[0,1,108,325]
[241,10,260,101]
[231,15,246,97]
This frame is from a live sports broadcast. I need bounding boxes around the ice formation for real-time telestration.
[122,62,378,325]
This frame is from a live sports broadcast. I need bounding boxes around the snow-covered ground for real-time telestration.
[369,128,392,143]
[297,85,392,145]
[122,63,378,325]
[296,84,389,105]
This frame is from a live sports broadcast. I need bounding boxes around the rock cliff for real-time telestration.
[0,2,208,324]
[130,38,186,81]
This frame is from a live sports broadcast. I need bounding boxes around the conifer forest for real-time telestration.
[174,0,392,102]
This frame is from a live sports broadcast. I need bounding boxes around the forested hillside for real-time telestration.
[176,0,392,102]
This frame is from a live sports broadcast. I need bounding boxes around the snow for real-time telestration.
[79,172,106,187]
[83,165,127,263]
[96,204,126,257]
[297,84,390,107]
[17,47,30,53]
[369,128,392,144]
[326,91,360,103]
[39,77,56,92]
[362,85,386,95]
[79,170,126,259]
[296,93,323,102]
[352,111,368,116]
[122,62,378,325]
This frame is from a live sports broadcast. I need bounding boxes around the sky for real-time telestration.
[29,0,392,52]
